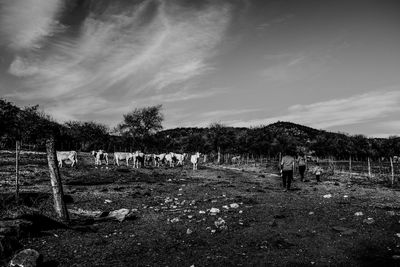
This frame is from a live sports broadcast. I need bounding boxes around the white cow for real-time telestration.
[154,153,166,167]
[165,152,175,167]
[190,152,201,170]
[174,153,187,166]
[91,150,109,165]
[56,151,78,168]
[231,156,241,164]
[113,152,133,166]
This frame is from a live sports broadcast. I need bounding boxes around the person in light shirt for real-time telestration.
[280,147,296,191]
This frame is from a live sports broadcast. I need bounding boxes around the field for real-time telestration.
[2,152,400,266]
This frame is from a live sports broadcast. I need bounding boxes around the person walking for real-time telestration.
[314,162,323,182]
[297,154,307,182]
[280,149,295,191]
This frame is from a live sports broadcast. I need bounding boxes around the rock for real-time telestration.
[0,235,22,259]
[108,209,130,222]
[363,218,375,224]
[214,217,227,230]
[186,229,193,235]
[392,255,400,260]
[230,203,239,209]
[210,208,220,215]
[323,194,332,199]
[199,210,206,214]
[308,212,314,215]
[9,249,42,267]
[222,205,229,210]
[104,199,112,204]
[354,212,364,216]
[170,218,179,223]
[332,226,356,235]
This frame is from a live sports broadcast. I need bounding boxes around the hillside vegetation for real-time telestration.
[1,99,399,160]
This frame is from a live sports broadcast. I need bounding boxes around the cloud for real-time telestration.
[228,90,400,129]
[3,0,232,123]
[0,0,64,50]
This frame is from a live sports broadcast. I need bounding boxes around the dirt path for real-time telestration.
[2,161,400,266]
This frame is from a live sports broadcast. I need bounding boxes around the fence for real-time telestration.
[205,153,400,185]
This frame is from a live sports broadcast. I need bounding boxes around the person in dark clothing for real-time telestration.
[297,154,307,181]
[314,162,323,182]
[280,151,295,191]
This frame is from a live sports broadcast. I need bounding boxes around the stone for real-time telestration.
[230,203,239,209]
[108,209,130,222]
[9,249,42,267]
[332,226,356,235]
[209,208,220,215]
[363,218,375,224]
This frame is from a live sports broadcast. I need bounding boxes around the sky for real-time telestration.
[0,0,399,137]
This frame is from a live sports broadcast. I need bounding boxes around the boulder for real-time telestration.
[108,209,130,222]
[9,249,42,267]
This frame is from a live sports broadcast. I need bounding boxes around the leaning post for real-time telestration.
[46,137,69,223]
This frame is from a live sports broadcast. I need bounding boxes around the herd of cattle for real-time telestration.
[55,150,202,170]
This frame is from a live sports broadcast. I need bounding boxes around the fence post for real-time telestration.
[349,156,352,178]
[217,147,221,165]
[367,157,371,179]
[15,141,21,204]
[391,157,395,186]
[46,137,70,223]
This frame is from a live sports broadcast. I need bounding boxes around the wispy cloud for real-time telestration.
[0,0,64,50]
[3,0,232,123]
[229,90,400,129]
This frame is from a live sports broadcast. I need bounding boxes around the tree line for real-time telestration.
[1,99,399,160]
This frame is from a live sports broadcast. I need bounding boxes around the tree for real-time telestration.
[116,105,164,150]
[64,121,109,151]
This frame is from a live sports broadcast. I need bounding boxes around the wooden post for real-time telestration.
[15,141,20,204]
[46,137,69,223]
[367,157,371,179]
[217,147,221,165]
[349,156,352,178]
[390,157,395,186]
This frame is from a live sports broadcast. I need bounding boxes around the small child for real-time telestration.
[314,162,323,182]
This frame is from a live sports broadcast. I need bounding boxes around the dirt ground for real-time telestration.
[2,152,400,266]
